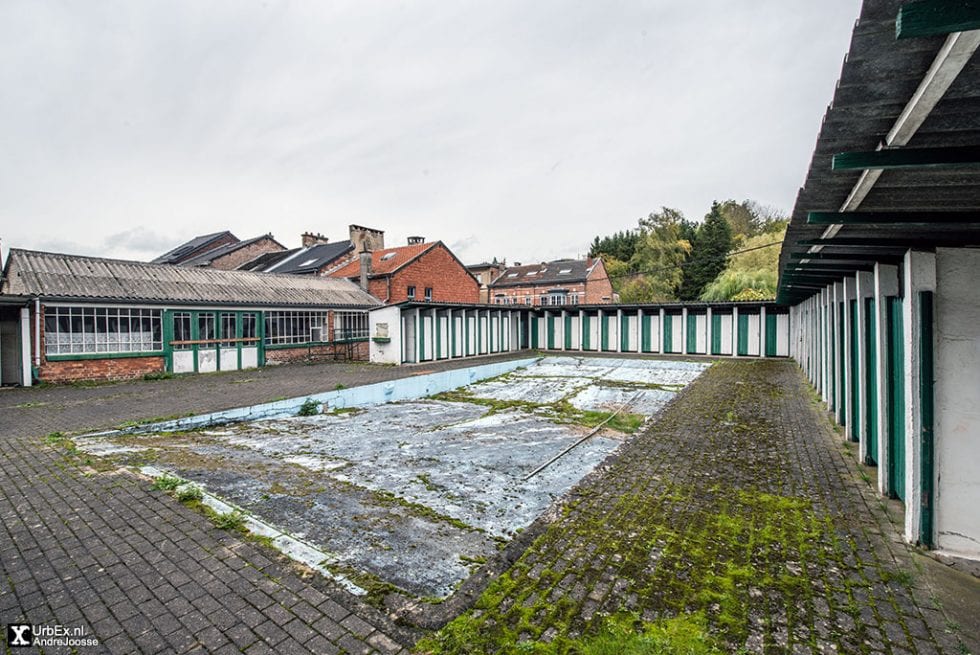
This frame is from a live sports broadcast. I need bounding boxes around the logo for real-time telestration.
[6,624,32,648]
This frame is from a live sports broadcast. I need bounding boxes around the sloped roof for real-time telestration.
[329,242,437,278]
[151,231,237,264]
[776,0,980,304]
[237,250,295,272]
[1,249,379,308]
[180,234,284,267]
[490,259,597,288]
[263,241,355,275]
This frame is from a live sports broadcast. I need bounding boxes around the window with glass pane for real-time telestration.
[44,307,163,355]
[335,311,368,340]
[198,314,215,344]
[173,312,192,350]
[242,314,257,341]
[221,313,237,347]
[263,311,328,345]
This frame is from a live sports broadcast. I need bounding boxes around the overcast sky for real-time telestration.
[0,1,861,266]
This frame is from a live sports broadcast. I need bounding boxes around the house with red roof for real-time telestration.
[328,237,480,304]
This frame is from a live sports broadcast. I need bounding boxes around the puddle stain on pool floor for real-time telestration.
[80,356,710,601]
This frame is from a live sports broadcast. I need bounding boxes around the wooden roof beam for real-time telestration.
[807,210,980,224]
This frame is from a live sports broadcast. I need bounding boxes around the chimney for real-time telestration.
[349,224,385,253]
[407,236,424,245]
[359,251,373,290]
[301,232,329,247]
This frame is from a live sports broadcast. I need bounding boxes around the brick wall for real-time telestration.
[210,238,285,270]
[385,245,480,304]
[174,233,239,265]
[40,357,165,383]
[491,283,587,305]
[265,341,368,364]
[585,259,615,304]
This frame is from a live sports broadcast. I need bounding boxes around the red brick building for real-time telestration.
[488,258,615,306]
[329,239,480,304]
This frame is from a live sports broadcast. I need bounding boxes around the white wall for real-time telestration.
[369,306,403,364]
[934,248,980,559]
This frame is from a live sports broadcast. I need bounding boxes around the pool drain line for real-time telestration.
[523,391,643,481]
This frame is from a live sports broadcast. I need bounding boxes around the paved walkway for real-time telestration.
[1,356,975,654]
[418,360,973,654]
[0,355,525,655]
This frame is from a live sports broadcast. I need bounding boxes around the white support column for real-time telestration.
[731,305,739,357]
[681,307,688,355]
[874,263,900,497]
[821,287,830,403]
[597,309,605,352]
[616,309,623,353]
[637,309,645,353]
[843,277,856,440]
[578,309,585,351]
[659,307,666,354]
[903,250,936,545]
[20,307,32,387]
[855,271,875,463]
[759,306,765,358]
[706,306,713,356]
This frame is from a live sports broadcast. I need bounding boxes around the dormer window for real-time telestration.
[381,252,397,261]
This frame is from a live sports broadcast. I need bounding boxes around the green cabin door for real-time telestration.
[686,314,697,354]
[865,298,878,464]
[620,315,630,351]
[564,314,573,349]
[530,316,539,349]
[765,313,778,357]
[887,297,906,500]
[641,314,651,352]
[582,314,591,350]
[736,313,749,356]
[547,315,555,350]
[663,315,673,353]
[601,314,610,351]
[849,301,859,442]
[711,313,723,355]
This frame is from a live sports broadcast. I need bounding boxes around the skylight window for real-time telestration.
[559,268,572,274]
[381,252,397,261]
[507,273,518,278]
[526,271,538,277]
[299,258,318,267]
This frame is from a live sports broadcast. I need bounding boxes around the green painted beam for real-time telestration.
[832,145,980,170]
[896,0,980,38]
[784,263,875,272]
[788,252,902,261]
[807,211,980,225]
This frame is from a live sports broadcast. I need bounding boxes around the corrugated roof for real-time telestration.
[1,249,380,308]
[151,231,237,264]
[776,0,980,304]
[263,241,354,275]
[490,259,597,288]
[329,242,437,278]
[180,234,285,267]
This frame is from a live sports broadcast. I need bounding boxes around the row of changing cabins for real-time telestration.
[367,301,790,363]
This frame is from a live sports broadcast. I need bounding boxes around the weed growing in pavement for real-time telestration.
[151,473,183,492]
[174,483,203,503]
[297,398,321,416]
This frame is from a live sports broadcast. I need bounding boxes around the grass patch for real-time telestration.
[174,483,203,503]
[142,371,174,381]
[15,401,49,409]
[328,406,363,416]
[324,561,402,608]
[213,510,247,532]
[151,473,183,492]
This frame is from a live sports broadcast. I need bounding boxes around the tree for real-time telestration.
[700,224,786,301]
[589,230,640,262]
[677,202,734,300]
[629,207,692,301]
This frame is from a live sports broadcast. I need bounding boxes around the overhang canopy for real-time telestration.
[777,0,980,304]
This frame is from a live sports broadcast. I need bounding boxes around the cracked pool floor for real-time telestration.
[78,356,709,601]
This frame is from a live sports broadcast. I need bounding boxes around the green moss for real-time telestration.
[324,562,402,608]
[297,398,321,416]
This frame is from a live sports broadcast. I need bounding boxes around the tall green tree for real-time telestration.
[628,207,692,301]
[678,202,734,300]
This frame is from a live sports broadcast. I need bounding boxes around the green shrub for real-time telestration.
[297,398,321,416]
[151,473,183,491]
[175,483,203,503]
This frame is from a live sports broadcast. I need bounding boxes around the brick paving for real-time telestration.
[418,360,972,654]
[0,355,973,654]
[0,355,526,655]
